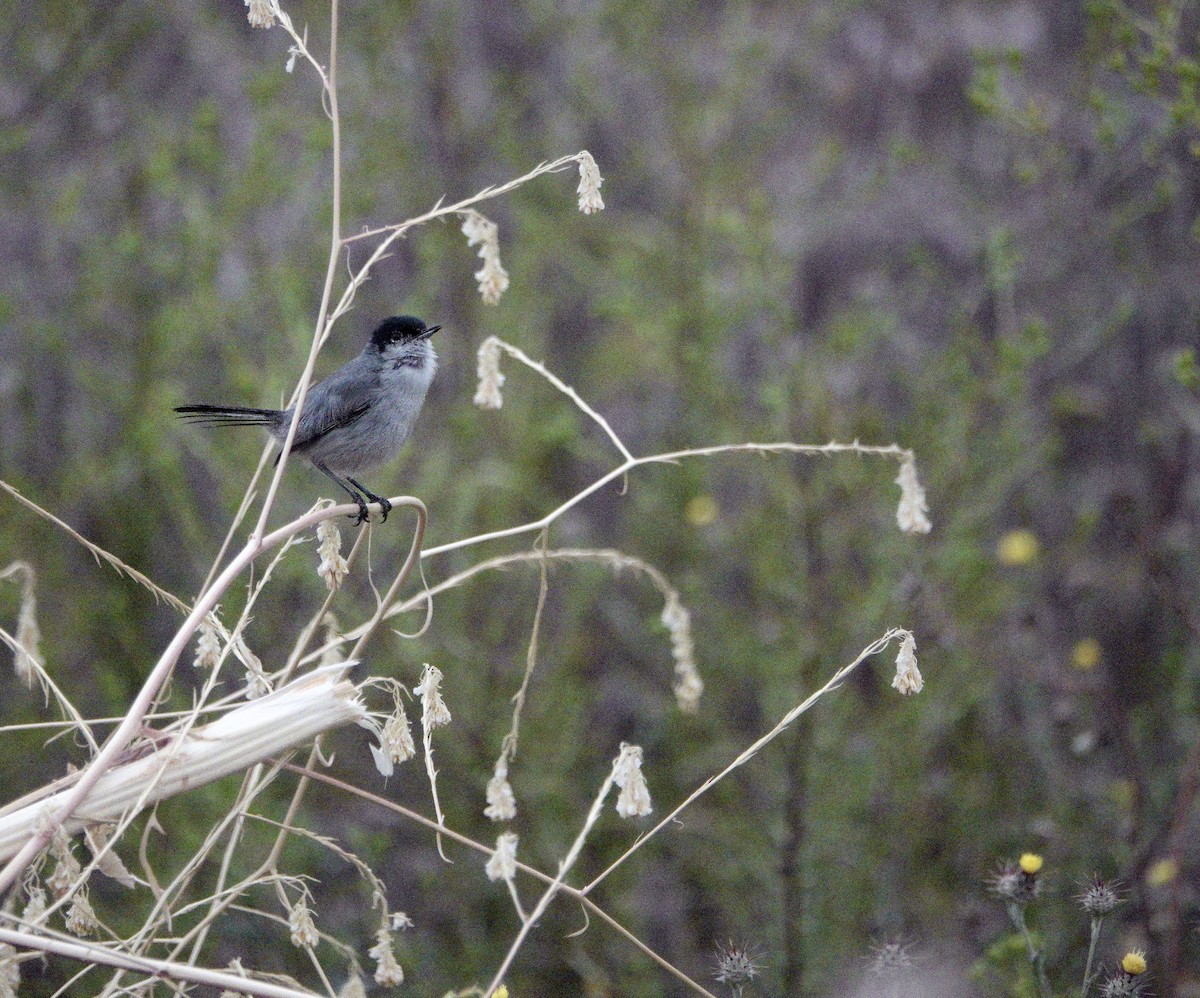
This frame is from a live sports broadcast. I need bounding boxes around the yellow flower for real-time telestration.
[997,529,1039,565]
[1071,638,1101,670]
[1121,951,1147,976]
[1146,857,1178,887]
[1018,853,1043,875]
[685,495,719,527]
[494,987,510,998]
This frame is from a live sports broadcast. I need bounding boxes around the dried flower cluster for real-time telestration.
[891,632,923,695]
[613,743,652,818]
[662,592,703,713]
[317,519,350,591]
[576,151,605,214]
[895,455,932,534]
[485,753,518,822]
[461,211,510,305]
[473,335,506,410]
[485,830,519,883]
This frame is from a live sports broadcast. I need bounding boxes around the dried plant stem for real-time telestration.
[486,338,633,461]
[425,441,916,561]
[0,925,318,998]
[285,764,719,997]
[0,497,421,896]
[582,628,908,894]
[249,0,344,547]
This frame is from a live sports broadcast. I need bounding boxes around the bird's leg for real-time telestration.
[347,478,392,522]
[316,464,371,524]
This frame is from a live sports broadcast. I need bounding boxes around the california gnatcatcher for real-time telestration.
[176,315,440,523]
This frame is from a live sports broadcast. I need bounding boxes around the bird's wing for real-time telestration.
[291,399,371,453]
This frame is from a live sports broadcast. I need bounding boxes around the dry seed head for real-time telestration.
[891,632,923,695]
[288,898,319,949]
[317,520,350,592]
[474,336,507,409]
[869,939,918,976]
[414,663,451,728]
[485,830,519,883]
[662,592,703,713]
[461,211,510,305]
[22,884,47,922]
[613,742,653,818]
[245,0,275,28]
[64,892,98,937]
[576,151,605,214]
[713,940,762,988]
[369,927,404,986]
[895,455,932,534]
[194,615,222,670]
[1077,876,1122,916]
[484,753,518,821]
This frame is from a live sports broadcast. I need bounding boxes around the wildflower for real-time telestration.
[461,211,510,305]
[713,940,761,991]
[1146,857,1178,887]
[1121,951,1146,976]
[389,911,414,931]
[245,0,275,28]
[891,632,923,695]
[997,528,1039,565]
[194,615,222,670]
[317,519,350,591]
[288,898,319,949]
[64,892,98,937]
[369,927,404,986]
[1072,637,1102,671]
[414,664,451,728]
[662,592,703,713]
[894,455,932,534]
[484,754,518,822]
[684,495,719,527]
[1019,853,1043,875]
[473,336,506,410]
[613,743,652,818]
[576,151,605,214]
[485,831,519,883]
[990,856,1043,906]
[1100,953,1149,997]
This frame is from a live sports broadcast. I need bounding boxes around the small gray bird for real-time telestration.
[176,315,440,523]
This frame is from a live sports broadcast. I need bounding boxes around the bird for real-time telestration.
[176,315,440,523]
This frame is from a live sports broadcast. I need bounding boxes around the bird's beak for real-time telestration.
[419,323,441,339]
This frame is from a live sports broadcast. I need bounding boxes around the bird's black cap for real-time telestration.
[370,315,440,349]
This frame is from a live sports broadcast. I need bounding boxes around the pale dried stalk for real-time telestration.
[582,628,912,894]
[423,441,925,561]
[0,668,364,863]
[0,925,318,998]
[0,497,422,896]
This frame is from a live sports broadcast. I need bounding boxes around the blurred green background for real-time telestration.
[1,1,1198,995]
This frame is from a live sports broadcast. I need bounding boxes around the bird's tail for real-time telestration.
[174,404,284,428]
